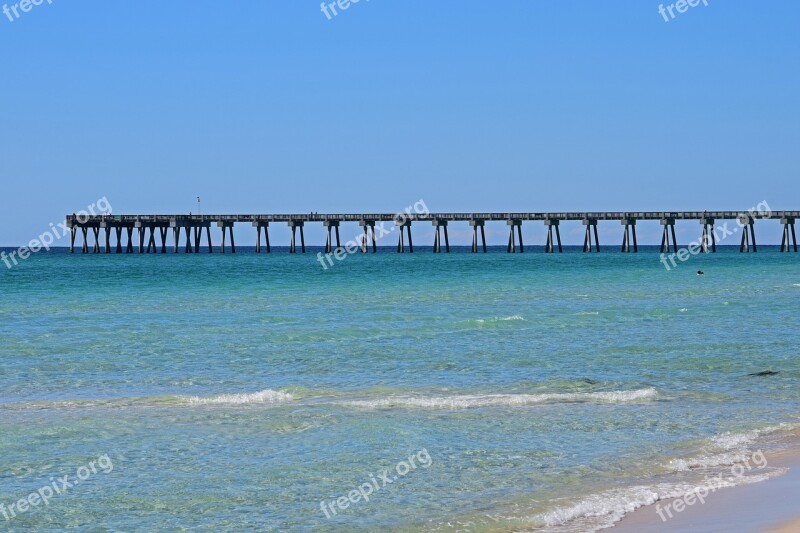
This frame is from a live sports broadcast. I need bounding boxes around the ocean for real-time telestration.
[1,246,798,532]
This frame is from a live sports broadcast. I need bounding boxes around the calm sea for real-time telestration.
[1,246,798,531]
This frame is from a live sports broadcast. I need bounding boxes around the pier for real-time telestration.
[65,212,800,254]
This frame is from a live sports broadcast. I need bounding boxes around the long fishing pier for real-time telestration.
[65,212,799,254]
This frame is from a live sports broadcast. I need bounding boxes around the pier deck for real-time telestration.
[64,211,800,254]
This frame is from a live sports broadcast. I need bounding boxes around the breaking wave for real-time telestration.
[336,388,657,410]
[185,389,294,405]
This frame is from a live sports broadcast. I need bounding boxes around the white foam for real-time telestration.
[711,423,800,450]
[523,423,799,531]
[338,388,657,409]
[185,389,293,406]
[527,470,785,532]
[473,316,525,324]
[668,424,800,472]
[669,451,751,472]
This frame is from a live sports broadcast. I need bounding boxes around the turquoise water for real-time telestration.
[1,246,799,532]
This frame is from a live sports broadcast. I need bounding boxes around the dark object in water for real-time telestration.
[697,270,705,276]
[581,378,599,385]
[747,370,779,377]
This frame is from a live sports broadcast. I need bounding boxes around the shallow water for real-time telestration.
[1,246,798,531]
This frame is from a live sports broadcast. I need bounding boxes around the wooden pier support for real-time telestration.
[101,223,111,254]
[738,215,757,253]
[253,221,271,253]
[507,219,523,253]
[115,227,123,253]
[359,220,377,253]
[126,227,134,253]
[193,226,201,252]
[621,218,638,253]
[582,219,600,253]
[172,226,180,254]
[147,227,156,253]
[91,227,100,253]
[289,220,305,253]
[138,226,146,254]
[470,219,487,253]
[699,217,716,253]
[159,227,168,253]
[218,222,235,253]
[323,220,342,254]
[396,219,413,253]
[432,219,450,253]
[781,217,798,252]
[184,226,194,254]
[659,218,678,253]
[80,227,88,253]
[544,219,562,253]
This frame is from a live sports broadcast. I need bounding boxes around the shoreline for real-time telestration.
[766,518,800,533]
[612,442,800,533]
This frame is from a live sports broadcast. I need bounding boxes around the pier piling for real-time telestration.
[582,219,599,252]
[359,220,377,253]
[324,220,342,253]
[218,222,236,253]
[115,227,123,253]
[184,226,193,254]
[80,227,88,253]
[396,219,413,253]
[139,226,146,254]
[254,221,271,253]
[159,227,168,253]
[781,217,797,252]
[507,219,523,253]
[148,227,156,253]
[432,219,450,253]
[289,220,305,253]
[660,218,678,253]
[470,219,487,253]
[621,218,637,252]
[545,219,563,253]
[172,227,179,254]
[193,226,201,252]
[738,215,757,253]
[700,217,716,253]
[92,227,100,253]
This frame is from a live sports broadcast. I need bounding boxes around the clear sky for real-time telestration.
[1,0,798,246]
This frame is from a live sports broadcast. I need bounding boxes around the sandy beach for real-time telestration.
[767,518,800,533]
[613,445,800,533]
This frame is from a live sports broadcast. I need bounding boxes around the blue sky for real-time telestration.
[0,0,798,246]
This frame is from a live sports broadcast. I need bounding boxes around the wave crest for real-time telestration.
[337,388,657,409]
[185,389,294,406]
